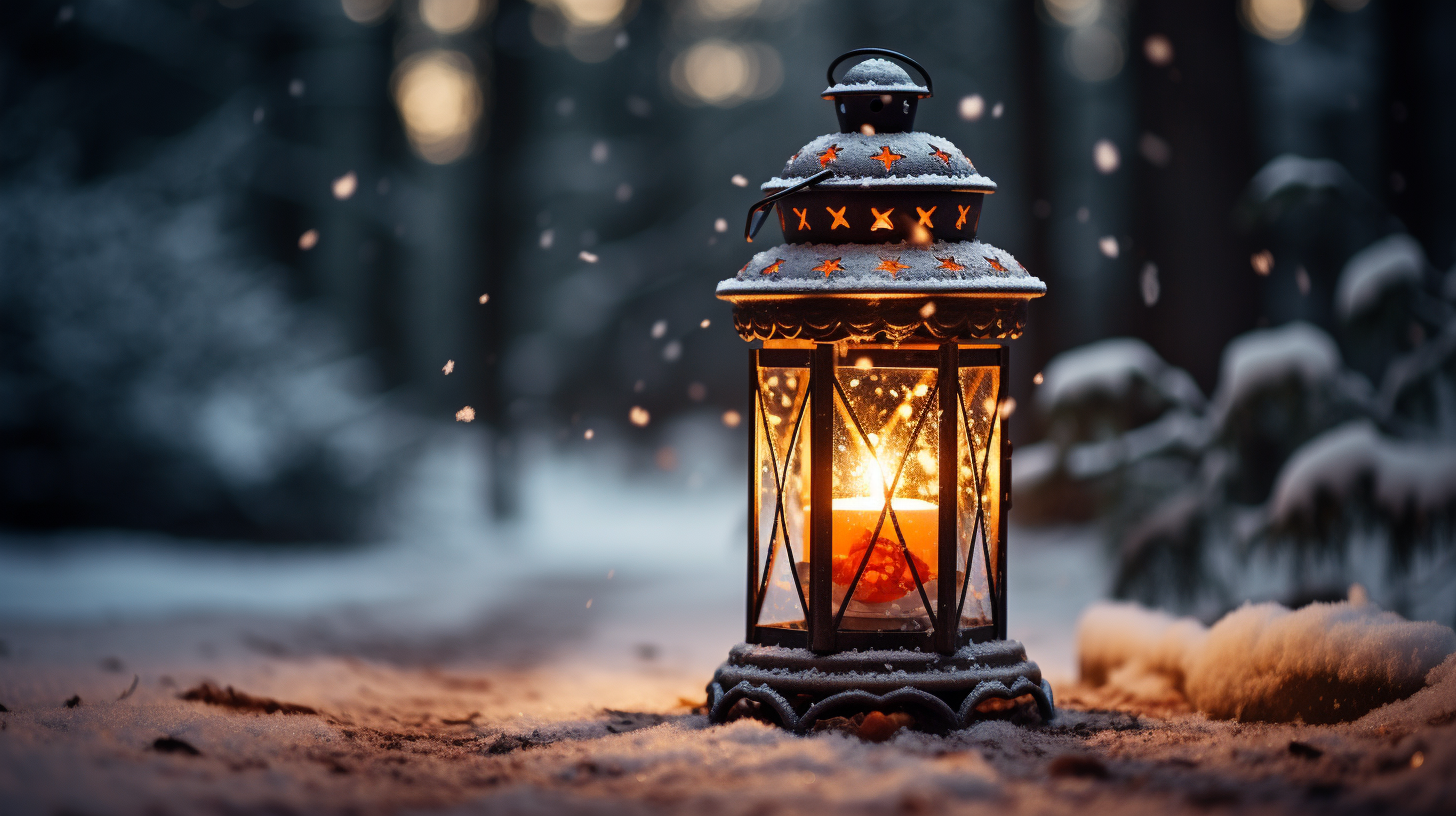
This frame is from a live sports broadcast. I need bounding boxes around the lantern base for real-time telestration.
[707,640,1053,734]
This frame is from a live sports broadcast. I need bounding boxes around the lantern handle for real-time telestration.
[826,48,933,97]
[743,169,833,243]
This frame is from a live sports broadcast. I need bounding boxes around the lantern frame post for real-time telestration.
[809,342,837,653]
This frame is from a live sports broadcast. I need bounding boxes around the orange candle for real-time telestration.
[804,496,939,604]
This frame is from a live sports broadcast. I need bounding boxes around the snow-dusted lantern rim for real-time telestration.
[707,49,1051,732]
[718,240,1045,342]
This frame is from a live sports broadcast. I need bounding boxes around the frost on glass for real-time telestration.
[755,367,810,628]
[825,362,940,632]
[957,365,1001,628]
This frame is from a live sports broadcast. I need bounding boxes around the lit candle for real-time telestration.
[803,496,938,604]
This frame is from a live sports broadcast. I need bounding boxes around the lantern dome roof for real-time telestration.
[717,49,1045,343]
[764,131,996,193]
[822,58,930,97]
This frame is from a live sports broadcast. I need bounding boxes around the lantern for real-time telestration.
[708,49,1052,732]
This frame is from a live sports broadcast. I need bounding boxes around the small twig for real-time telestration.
[117,674,139,701]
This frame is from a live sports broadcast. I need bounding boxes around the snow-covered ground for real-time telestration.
[2,440,1453,815]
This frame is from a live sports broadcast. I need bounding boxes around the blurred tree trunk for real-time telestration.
[1128,0,1259,394]
[1385,0,1456,272]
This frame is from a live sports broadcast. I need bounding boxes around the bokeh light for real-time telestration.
[420,0,490,34]
[1065,24,1124,82]
[670,39,782,107]
[392,50,485,164]
[691,0,761,21]
[340,0,394,25]
[1043,0,1101,28]
[536,0,628,29]
[1241,0,1310,43]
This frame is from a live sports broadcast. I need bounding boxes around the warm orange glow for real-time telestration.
[870,145,905,172]
[985,257,1006,272]
[831,530,932,604]
[826,206,849,229]
[935,256,965,271]
[955,204,971,230]
[875,256,910,278]
[916,206,936,227]
[813,257,843,277]
[818,144,840,167]
[870,207,894,231]
[793,207,810,230]
[761,258,785,275]
[930,146,952,164]
[811,497,939,604]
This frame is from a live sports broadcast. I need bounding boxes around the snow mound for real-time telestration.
[1078,597,1456,723]
[1211,322,1342,419]
[1037,338,1204,418]
[1336,234,1426,321]
[1077,602,1205,694]
[1246,154,1360,203]
[1186,599,1456,723]
[1269,420,1456,529]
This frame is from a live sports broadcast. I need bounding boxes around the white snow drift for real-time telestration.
[1078,595,1456,722]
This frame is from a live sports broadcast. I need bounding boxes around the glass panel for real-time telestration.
[755,366,810,627]
[818,359,940,632]
[957,365,1001,628]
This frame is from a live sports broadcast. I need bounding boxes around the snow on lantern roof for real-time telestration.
[717,240,1042,296]
[822,58,930,97]
[718,49,1042,342]
[764,132,996,192]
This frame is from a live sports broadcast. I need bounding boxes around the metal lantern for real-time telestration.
[707,49,1052,733]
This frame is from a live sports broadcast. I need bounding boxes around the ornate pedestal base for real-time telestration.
[708,640,1054,733]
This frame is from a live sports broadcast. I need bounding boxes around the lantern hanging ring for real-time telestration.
[826,48,933,97]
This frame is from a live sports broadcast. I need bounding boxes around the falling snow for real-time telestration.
[331,171,357,200]
[1144,34,1175,66]
[959,94,985,121]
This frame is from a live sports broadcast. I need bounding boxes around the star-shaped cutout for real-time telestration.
[930,146,953,165]
[817,145,840,167]
[870,207,895,231]
[826,206,850,230]
[870,145,905,172]
[984,257,1006,272]
[876,257,910,278]
[761,258,785,276]
[812,257,843,277]
[935,256,965,271]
